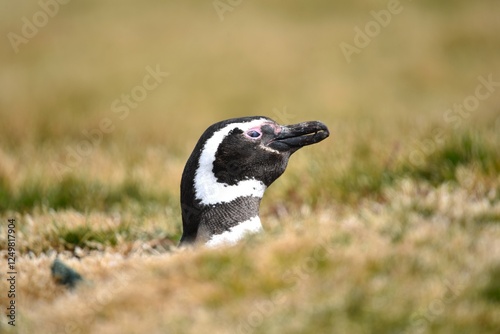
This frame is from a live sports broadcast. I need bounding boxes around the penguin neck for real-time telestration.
[180,148,268,246]
[180,191,263,245]
[198,196,263,246]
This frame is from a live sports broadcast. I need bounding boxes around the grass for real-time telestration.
[404,130,500,184]
[1,0,500,333]
[0,175,174,213]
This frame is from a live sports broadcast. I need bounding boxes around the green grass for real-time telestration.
[0,0,500,333]
[481,265,500,304]
[0,175,174,213]
[404,130,500,184]
[55,221,132,250]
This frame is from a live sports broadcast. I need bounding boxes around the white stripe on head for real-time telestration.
[194,118,270,205]
[205,216,263,247]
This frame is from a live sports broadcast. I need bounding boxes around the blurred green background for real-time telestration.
[1,0,499,210]
[0,1,500,333]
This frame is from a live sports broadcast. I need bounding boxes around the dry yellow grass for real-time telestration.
[1,0,500,333]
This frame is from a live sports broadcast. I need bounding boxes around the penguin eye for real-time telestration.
[246,130,262,139]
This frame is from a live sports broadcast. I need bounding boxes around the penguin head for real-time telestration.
[180,116,329,245]
[209,116,329,188]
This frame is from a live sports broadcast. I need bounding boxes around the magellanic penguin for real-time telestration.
[179,116,329,247]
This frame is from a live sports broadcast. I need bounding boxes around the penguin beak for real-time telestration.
[268,121,329,152]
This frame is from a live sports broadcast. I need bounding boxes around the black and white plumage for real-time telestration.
[179,116,329,247]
